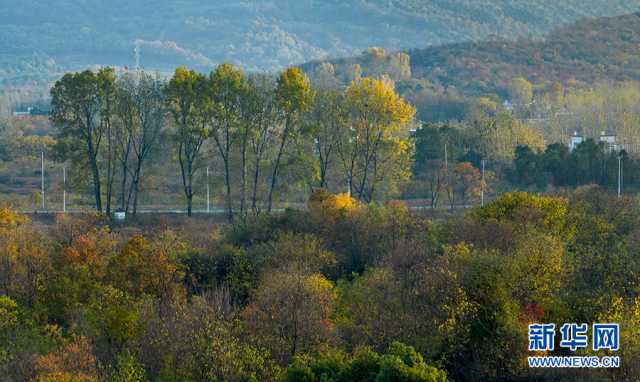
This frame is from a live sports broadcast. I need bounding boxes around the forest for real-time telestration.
[2,65,640,382]
[1,186,639,381]
[4,8,640,381]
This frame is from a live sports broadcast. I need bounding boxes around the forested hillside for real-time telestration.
[408,12,640,96]
[303,13,640,121]
[1,0,639,85]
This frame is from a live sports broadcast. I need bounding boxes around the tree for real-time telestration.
[33,337,99,382]
[109,352,148,382]
[115,74,136,211]
[137,296,279,381]
[106,233,184,302]
[340,77,415,201]
[243,266,336,364]
[243,74,279,214]
[304,88,346,190]
[541,143,570,186]
[207,64,245,221]
[283,342,446,382]
[508,77,533,107]
[123,72,165,215]
[51,71,103,212]
[570,138,605,185]
[268,68,313,212]
[97,68,118,215]
[0,208,52,308]
[449,162,482,208]
[511,145,543,187]
[166,67,208,216]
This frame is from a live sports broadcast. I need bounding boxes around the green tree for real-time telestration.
[166,67,208,216]
[243,74,279,214]
[109,352,148,382]
[51,70,103,211]
[304,88,346,190]
[117,72,166,214]
[282,342,446,382]
[511,145,543,187]
[268,68,313,212]
[207,63,246,221]
[97,68,118,215]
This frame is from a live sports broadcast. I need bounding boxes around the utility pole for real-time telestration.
[63,166,66,213]
[41,151,45,211]
[618,154,623,199]
[481,159,485,207]
[444,143,454,211]
[206,166,210,213]
[444,143,448,171]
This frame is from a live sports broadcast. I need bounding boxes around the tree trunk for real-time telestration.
[130,161,143,215]
[251,157,262,213]
[87,137,102,212]
[268,124,289,213]
[105,127,113,215]
[132,180,140,215]
[224,158,233,221]
[90,157,102,212]
[240,139,247,218]
[187,193,193,217]
[120,136,132,211]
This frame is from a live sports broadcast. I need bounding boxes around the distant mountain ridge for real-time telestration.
[1,0,640,85]
[300,12,640,122]
[304,12,640,95]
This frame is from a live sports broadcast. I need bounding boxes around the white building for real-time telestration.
[599,131,618,153]
[569,132,583,151]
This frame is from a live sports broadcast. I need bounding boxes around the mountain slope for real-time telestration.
[408,12,640,96]
[300,13,640,121]
[305,13,640,95]
[1,0,640,85]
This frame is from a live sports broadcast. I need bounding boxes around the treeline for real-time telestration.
[50,66,414,217]
[2,188,640,381]
[15,65,640,211]
[511,140,639,189]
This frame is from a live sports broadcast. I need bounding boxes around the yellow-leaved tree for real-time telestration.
[339,77,415,202]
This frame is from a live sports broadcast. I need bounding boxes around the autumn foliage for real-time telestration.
[1,187,640,381]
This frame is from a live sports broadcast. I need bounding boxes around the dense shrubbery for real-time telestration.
[1,187,639,381]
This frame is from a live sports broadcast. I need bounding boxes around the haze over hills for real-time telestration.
[2,0,640,85]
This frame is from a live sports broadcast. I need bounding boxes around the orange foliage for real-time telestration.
[33,337,98,382]
[58,229,114,279]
